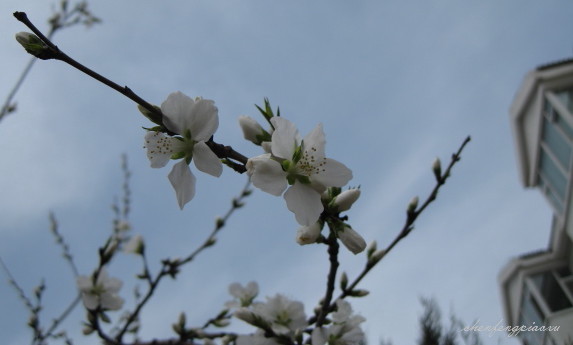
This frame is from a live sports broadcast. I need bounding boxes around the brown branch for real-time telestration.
[13,11,249,172]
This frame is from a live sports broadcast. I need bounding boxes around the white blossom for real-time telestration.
[311,300,366,345]
[76,268,124,311]
[144,91,222,209]
[247,117,352,226]
[252,294,307,335]
[226,281,259,308]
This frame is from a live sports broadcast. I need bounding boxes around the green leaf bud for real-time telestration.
[15,32,52,59]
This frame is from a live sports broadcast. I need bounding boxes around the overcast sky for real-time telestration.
[1,1,573,345]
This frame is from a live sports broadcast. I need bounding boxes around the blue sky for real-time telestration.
[1,1,572,344]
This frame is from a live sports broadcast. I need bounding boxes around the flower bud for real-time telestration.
[234,308,257,325]
[296,222,322,245]
[432,157,442,180]
[333,188,361,212]
[124,234,145,255]
[407,196,419,214]
[337,226,366,254]
[238,116,265,144]
[15,32,51,59]
[370,249,386,263]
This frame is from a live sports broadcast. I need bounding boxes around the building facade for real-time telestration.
[499,59,573,345]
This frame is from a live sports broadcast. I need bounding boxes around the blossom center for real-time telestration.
[295,146,326,177]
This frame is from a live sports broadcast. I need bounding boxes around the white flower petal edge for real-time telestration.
[247,154,288,196]
[270,117,299,159]
[160,92,219,140]
[284,182,323,226]
[168,160,197,209]
[186,98,219,142]
[161,91,195,134]
[312,158,353,189]
[193,141,223,177]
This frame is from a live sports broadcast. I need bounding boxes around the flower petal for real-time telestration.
[284,183,323,226]
[82,294,99,310]
[312,158,353,188]
[248,156,288,196]
[193,141,222,177]
[104,276,123,294]
[168,160,196,209]
[100,293,124,311]
[161,91,196,134]
[270,117,299,160]
[311,327,327,345]
[302,123,325,161]
[144,131,178,168]
[296,222,322,245]
[188,98,219,142]
[76,276,92,291]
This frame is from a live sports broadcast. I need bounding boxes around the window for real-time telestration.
[519,266,573,345]
[537,89,573,214]
[519,289,545,345]
[531,271,572,312]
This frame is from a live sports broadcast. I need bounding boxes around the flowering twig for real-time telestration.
[308,136,471,324]
[342,136,471,297]
[49,212,79,277]
[112,179,252,344]
[1,240,82,345]
[1,1,100,121]
[13,11,248,172]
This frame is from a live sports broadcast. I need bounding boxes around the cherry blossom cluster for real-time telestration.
[226,282,366,345]
[144,91,367,254]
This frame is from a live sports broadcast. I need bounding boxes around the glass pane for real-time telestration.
[521,289,545,324]
[545,98,573,140]
[542,117,571,169]
[556,88,573,114]
[531,271,572,312]
[537,176,565,213]
[538,149,567,201]
[520,290,545,345]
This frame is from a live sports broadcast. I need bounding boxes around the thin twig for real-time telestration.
[13,11,248,172]
[114,179,252,343]
[342,136,471,297]
[2,1,100,122]
[308,136,471,325]
[49,212,79,277]
[0,255,35,311]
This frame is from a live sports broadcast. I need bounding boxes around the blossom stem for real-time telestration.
[13,11,249,172]
[315,229,339,327]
